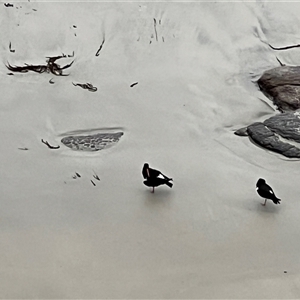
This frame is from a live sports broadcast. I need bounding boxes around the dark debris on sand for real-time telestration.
[72,82,97,92]
[6,54,74,76]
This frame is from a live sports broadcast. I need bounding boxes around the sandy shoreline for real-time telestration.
[1,1,300,298]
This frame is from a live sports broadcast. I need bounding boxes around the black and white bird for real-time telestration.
[142,163,173,193]
[256,178,281,206]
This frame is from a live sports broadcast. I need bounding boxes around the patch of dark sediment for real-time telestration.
[59,128,124,151]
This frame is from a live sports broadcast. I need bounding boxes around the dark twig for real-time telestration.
[92,170,100,181]
[75,172,81,178]
[153,18,158,41]
[9,42,15,53]
[276,56,285,66]
[91,180,96,186]
[41,139,60,149]
[269,43,300,51]
[130,82,138,87]
[4,3,13,7]
[18,147,28,150]
[95,37,105,56]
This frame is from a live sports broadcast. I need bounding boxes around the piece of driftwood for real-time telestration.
[257,66,300,111]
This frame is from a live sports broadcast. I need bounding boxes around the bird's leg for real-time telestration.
[151,187,155,193]
[261,199,267,206]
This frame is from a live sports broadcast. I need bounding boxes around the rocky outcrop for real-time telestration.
[235,111,300,158]
[258,66,300,111]
[263,111,300,142]
[235,66,300,158]
[246,121,300,158]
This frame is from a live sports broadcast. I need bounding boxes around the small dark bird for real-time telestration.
[256,178,281,206]
[142,163,173,192]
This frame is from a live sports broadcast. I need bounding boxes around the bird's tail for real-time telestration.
[273,197,281,205]
[165,180,173,188]
[160,173,172,181]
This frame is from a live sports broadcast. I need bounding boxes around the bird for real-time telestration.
[256,178,281,206]
[142,163,173,193]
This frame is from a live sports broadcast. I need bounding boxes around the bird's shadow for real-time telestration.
[243,198,280,214]
[253,200,280,214]
[143,188,173,205]
[257,202,280,213]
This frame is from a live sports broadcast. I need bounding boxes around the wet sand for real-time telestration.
[1,1,300,298]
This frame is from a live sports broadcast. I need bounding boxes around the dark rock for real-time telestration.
[264,111,300,143]
[234,127,248,136]
[237,66,300,158]
[257,66,300,111]
[246,121,300,158]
